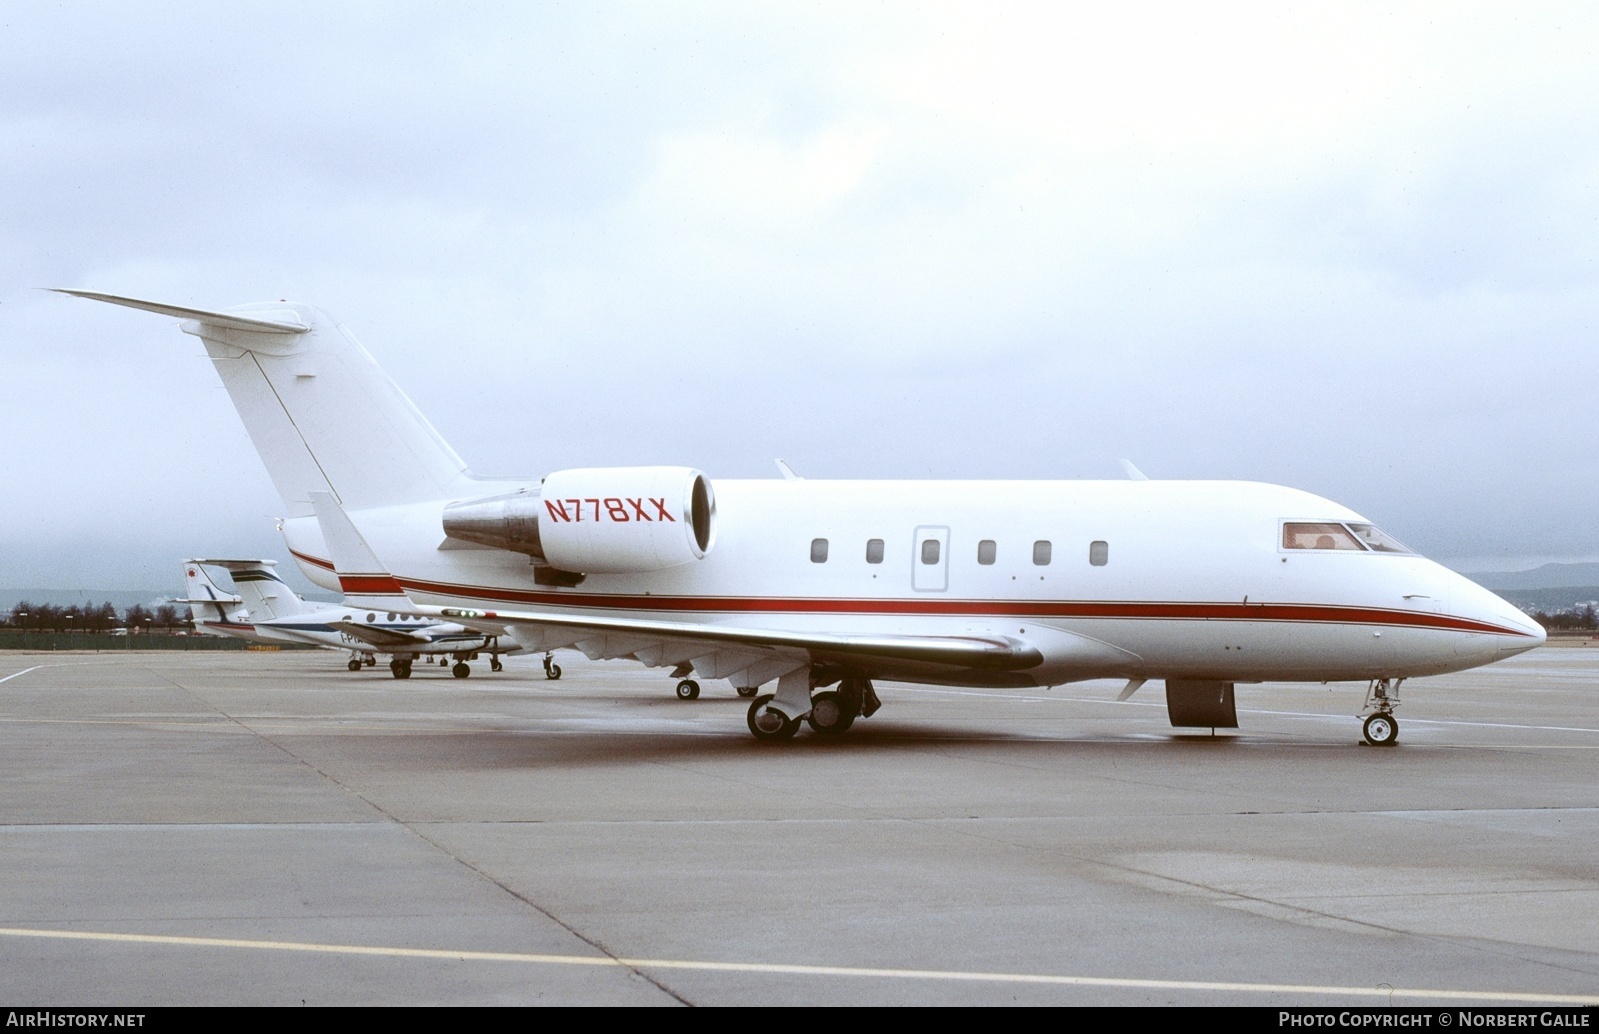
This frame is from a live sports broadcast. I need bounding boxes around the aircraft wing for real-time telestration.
[420,604,1043,678]
[328,621,440,648]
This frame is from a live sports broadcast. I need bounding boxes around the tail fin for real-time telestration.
[178,561,248,627]
[195,559,310,621]
[57,290,479,515]
[310,491,415,611]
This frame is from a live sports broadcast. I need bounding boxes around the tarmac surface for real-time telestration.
[1,646,1596,1006]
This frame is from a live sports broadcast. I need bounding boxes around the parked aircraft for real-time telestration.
[66,289,1545,745]
[180,557,516,678]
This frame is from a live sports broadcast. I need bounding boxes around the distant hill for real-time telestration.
[1462,563,1599,591]
[0,588,173,612]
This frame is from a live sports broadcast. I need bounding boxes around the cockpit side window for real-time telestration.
[1344,523,1415,554]
[1282,522,1365,551]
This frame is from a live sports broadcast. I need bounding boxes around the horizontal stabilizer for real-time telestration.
[171,596,243,605]
[53,290,308,334]
[186,558,280,570]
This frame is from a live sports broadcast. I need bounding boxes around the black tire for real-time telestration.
[736,686,758,698]
[806,691,855,736]
[1363,712,1398,747]
[545,664,562,681]
[393,661,411,680]
[675,679,701,701]
[747,694,800,741]
[347,659,362,672]
[452,662,470,679]
[490,658,503,672]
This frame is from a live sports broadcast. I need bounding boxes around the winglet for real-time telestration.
[1119,459,1150,481]
[775,459,803,480]
[52,289,308,334]
[309,492,408,601]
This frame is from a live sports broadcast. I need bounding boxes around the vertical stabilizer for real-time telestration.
[311,491,414,610]
[58,290,480,515]
[179,561,249,629]
[202,560,311,622]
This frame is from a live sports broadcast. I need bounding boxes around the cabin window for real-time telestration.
[1282,523,1364,551]
[1033,540,1052,565]
[1345,523,1415,554]
[1089,540,1109,566]
[866,539,885,564]
[921,538,941,564]
[977,539,997,565]
[811,538,829,563]
[366,613,376,622]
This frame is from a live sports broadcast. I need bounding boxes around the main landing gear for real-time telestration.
[1360,678,1403,747]
[747,674,880,741]
[543,653,562,680]
[452,660,470,678]
[675,679,700,700]
[389,658,413,679]
[347,657,363,672]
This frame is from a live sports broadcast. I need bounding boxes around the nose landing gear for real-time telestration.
[542,653,562,680]
[1360,678,1403,746]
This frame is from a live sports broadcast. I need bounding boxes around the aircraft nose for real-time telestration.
[1451,573,1546,655]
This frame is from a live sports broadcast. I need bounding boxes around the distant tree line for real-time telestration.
[3,602,190,633]
[1530,604,1599,631]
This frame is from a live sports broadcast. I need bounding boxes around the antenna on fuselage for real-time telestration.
[1119,459,1150,481]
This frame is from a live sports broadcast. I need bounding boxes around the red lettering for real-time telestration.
[566,498,582,521]
[604,498,629,522]
[628,498,652,521]
[585,498,602,521]
[544,499,571,522]
[652,498,675,521]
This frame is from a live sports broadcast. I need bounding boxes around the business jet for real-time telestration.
[180,557,516,678]
[61,289,1545,746]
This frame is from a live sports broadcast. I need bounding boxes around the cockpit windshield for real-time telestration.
[1282,521,1416,554]
[1343,523,1414,554]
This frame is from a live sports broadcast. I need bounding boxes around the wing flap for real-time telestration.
[329,621,435,647]
[428,605,1043,671]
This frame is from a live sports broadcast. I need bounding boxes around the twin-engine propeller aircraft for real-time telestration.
[180,556,517,678]
[62,289,1545,745]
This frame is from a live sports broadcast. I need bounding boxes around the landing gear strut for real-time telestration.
[543,653,562,680]
[1360,678,1402,746]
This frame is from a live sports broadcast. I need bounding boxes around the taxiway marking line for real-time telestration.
[0,926,1590,1004]
[0,666,42,684]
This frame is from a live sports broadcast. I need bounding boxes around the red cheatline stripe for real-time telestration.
[337,574,405,594]
[288,549,1533,638]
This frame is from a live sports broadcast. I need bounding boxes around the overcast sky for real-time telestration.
[3,2,1597,593]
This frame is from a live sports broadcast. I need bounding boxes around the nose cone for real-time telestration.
[1449,572,1546,657]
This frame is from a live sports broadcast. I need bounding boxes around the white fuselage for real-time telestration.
[280,478,1543,687]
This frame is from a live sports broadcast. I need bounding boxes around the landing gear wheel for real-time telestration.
[490,657,503,672]
[347,659,362,672]
[806,691,855,736]
[736,686,758,698]
[1363,712,1398,747]
[675,679,701,701]
[365,655,376,667]
[391,659,411,680]
[747,694,800,741]
[543,654,562,681]
[452,662,470,679]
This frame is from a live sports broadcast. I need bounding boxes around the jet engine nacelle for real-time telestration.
[441,466,715,574]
